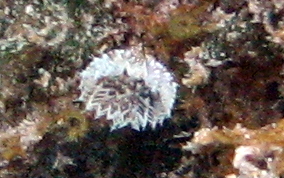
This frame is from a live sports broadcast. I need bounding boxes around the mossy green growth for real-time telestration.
[167,1,217,40]
[55,110,89,142]
[168,13,205,40]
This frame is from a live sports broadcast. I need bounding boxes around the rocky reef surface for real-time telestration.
[1,0,284,177]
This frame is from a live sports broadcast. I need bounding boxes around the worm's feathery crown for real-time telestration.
[78,45,177,130]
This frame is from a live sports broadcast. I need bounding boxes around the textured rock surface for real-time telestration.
[1,0,284,177]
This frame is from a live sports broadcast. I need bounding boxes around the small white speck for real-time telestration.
[244,134,250,139]
[25,4,34,15]
[4,7,10,15]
